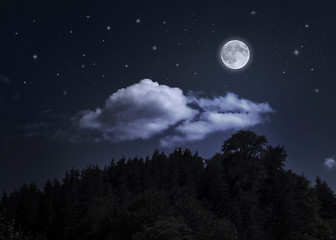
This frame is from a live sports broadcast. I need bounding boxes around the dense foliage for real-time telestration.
[1,131,336,240]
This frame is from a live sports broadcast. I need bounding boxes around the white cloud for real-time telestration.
[76,79,273,145]
[324,157,336,169]
[21,79,274,145]
[76,79,197,141]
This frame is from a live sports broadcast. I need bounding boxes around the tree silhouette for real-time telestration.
[0,131,335,240]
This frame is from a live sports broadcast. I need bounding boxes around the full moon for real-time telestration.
[221,40,250,70]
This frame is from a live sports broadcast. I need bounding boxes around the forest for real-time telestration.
[1,131,336,240]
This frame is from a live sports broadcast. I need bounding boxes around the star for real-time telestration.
[176,63,179,67]
[136,18,141,24]
[314,88,320,94]
[305,24,309,28]
[32,54,38,60]
[106,26,111,31]
[63,91,68,96]
[23,81,27,84]
[152,46,157,51]
[81,64,85,68]
[294,49,299,55]
[125,64,128,68]
[250,11,256,16]
[86,15,90,19]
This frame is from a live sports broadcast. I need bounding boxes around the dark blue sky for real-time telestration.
[1,0,336,192]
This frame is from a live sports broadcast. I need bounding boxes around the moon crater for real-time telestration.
[221,40,250,70]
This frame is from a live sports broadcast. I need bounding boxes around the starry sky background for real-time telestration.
[1,0,336,193]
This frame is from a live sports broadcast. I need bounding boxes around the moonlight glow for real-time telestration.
[221,40,250,70]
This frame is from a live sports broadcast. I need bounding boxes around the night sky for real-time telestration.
[1,0,336,193]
